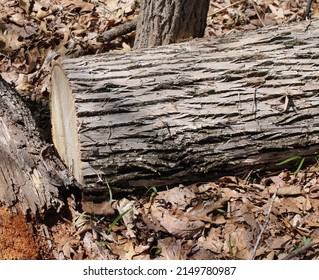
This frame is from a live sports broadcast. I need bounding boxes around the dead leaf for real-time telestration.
[309,184,319,199]
[117,198,137,238]
[184,198,227,222]
[267,235,291,250]
[223,224,253,259]
[121,239,137,260]
[157,186,196,209]
[19,0,32,14]
[81,200,116,216]
[274,185,302,196]
[83,232,112,259]
[150,200,205,238]
[269,4,284,18]
[160,213,205,239]
[156,238,195,260]
[197,228,224,254]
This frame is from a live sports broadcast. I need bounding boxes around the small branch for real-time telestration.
[281,242,318,260]
[209,0,246,16]
[210,0,265,27]
[304,0,313,19]
[251,185,279,260]
[98,18,138,43]
[251,0,265,27]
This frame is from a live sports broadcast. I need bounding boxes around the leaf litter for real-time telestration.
[65,163,319,260]
[1,0,319,259]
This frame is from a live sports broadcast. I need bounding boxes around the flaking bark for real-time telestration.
[0,75,78,215]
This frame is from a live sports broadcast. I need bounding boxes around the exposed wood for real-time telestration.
[51,20,319,198]
[134,0,210,49]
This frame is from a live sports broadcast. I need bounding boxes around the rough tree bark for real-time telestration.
[0,76,79,214]
[134,0,210,49]
[0,76,80,258]
[51,20,319,198]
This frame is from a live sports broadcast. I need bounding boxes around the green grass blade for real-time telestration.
[276,155,301,166]
[144,185,158,197]
[150,186,158,197]
[107,208,132,234]
[294,157,305,175]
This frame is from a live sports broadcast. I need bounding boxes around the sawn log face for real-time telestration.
[51,20,319,196]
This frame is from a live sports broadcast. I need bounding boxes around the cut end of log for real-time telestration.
[51,64,83,185]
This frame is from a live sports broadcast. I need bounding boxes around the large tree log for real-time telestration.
[51,20,319,198]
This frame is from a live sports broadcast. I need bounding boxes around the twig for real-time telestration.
[210,0,265,28]
[209,0,246,16]
[281,241,318,260]
[251,0,265,27]
[250,184,279,259]
[98,18,138,42]
[304,0,313,19]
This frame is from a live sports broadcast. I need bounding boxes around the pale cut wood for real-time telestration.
[51,65,82,185]
[51,20,319,198]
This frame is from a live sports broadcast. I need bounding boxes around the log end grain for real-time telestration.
[51,64,83,185]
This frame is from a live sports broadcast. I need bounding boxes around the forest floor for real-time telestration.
[1,0,319,260]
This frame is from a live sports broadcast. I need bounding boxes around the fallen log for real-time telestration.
[0,76,81,259]
[51,20,319,198]
[0,76,78,214]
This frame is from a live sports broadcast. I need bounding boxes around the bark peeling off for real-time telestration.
[0,76,76,214]
[51,20,319,197]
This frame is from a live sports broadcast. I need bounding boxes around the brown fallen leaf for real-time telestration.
[150,201,205,238]
[267,235,291,250]
[270,185,303,196]
[81,200,116,216]
[183,198,227,222]
[156,185,196,210]
[223,224,253,260]
[197,228,224,254]
[156,238,193,260]
[82,232,112,260]
[116,198,137,238]
[306,215,319,228]
[309,184,319,199]
[159,213,205,239]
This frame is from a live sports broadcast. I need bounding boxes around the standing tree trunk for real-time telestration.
[134,0,210,49]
